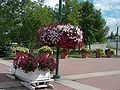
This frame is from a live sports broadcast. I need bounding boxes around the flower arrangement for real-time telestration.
[38,46,53,55]
[60,48,68,53]
[94,48,104,58]
[57,24,83,48]
[13,46,29,53]
[38,24,62,46]
[13,46,57,73]
[80,47,90,58]
[95,48,104,54]
[105,48,115,58]
[35,55,56,72]
[105,48,115,54]
[60,48,69,59]
[38,23,83,48]
[80,47,90,53]
[13,53,38,73]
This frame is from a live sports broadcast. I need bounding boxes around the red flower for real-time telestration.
[13,52,57,73]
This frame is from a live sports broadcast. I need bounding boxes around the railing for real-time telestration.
[107,39,120,49]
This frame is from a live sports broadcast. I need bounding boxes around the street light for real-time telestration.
[53,0,62,79]
[115,24,120,56]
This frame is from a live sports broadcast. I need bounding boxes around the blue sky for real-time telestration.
[93,0,120,35]
[34,0,120,35]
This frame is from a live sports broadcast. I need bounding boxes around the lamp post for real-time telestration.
[54,0,62,79]
[115,24,119,56]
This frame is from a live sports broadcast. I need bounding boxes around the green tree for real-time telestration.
[62,0,79,26]
[78,1,108,46]
[107,31,116,39]
[0,0,54,49]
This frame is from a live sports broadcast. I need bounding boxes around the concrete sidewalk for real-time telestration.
[0,57,120,90]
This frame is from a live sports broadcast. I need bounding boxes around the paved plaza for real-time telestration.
[0,57,120,90]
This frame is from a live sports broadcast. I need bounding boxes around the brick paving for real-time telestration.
[0,57,120,90]
[0,63,9,73]
[76,74,120,90]
[59,58,120,76]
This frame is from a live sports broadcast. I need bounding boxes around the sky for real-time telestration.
[35,0,120,35]
[93,0,120,35]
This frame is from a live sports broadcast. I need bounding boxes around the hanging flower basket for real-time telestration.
[38,23,83,48]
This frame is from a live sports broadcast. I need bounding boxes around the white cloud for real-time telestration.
[44,0,59,8]
[94,3,112,12]
[105,17,120,34]
[94,0,120,34]
[94,0,120,12]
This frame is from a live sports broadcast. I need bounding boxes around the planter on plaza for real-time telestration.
[11,46,56,89]
[60,48,68,59]
[80,47,90,58]
[95,48,104,58]
[105,48,114,58]
[81,52,88,58]
[13,46,29,56]
[60,52,68,59]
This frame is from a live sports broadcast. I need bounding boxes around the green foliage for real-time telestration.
[62,0,79,26]
[0,0,109,49]
[38,46,53,55]
[107,31,115,39]
[80,47,90,53]
[94,48,104,54]
[59,0,109,45]
[78,1,108,44]
[13,46,29,53]
[105,48,115,55]
[0,0,53,49]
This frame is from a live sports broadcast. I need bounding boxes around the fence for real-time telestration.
[107,39,120,49]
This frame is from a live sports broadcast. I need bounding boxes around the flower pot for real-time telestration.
[81,52,88,58]
[96,52,101,58]
[105,49,114,58]
[15,68,51,82]
[106,52,112,58]
[60,52,68,59]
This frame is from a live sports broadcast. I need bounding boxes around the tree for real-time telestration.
[53,0,109,49]
[62,0,79,26]
[0,0,54,49]
[107,31,115,39]
[78,1,108,46]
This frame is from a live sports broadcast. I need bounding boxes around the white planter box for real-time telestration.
[15,68,51,83]
[7,67,54,90]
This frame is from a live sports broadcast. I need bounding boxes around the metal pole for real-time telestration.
[54,0,62,79]
[116,26,119,56]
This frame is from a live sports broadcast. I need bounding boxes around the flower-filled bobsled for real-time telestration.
[13,46,57,73]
